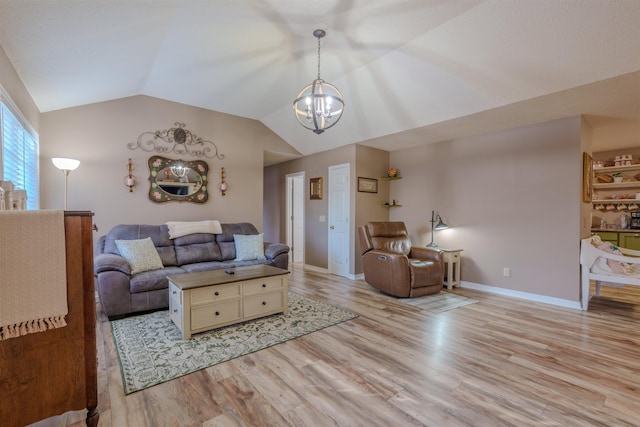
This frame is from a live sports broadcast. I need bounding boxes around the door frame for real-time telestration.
[286,172,305,264]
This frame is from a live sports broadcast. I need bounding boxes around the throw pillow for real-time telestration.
[115,237,164,274]
[234,234,266,261]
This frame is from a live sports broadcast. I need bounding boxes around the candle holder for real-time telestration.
[124,158,137,192]
[219,167,229,196]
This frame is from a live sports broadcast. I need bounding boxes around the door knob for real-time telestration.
[330,225,335,229]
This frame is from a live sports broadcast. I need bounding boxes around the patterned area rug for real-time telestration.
[111,292,358,394]
[398,291,478,313]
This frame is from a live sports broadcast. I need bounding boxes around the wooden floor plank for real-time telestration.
[62,265,640,426]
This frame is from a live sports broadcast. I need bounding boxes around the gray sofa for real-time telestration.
[94,222,289,319]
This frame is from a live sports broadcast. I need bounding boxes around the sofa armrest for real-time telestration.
[94,253,131,275]
[264,242,289,260]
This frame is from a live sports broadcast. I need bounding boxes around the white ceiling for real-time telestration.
[0,0,639,163]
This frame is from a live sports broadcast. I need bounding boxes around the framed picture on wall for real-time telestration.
[358,177,378,193]
[583,152,593,203]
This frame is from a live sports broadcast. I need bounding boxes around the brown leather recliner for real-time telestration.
[358,221,444,297]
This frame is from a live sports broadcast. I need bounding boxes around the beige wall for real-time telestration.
[264,144,362,272]
[0,44,40,132]
[40,95,287,238]
[389,116,583,302]
[354,145,390,274]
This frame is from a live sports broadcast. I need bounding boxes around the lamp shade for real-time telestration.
[434,217,449,230]
[52,157,80,171]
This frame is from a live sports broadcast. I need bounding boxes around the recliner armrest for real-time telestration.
[409,246,443,264]
[264,242,289,260]
[94,253,131,275]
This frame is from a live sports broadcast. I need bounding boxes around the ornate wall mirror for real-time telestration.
[148,156,208,203]
[310,177,323,200]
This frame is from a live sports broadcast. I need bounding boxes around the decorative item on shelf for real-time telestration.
[293,29,344,135]
[52,157,80,210]
[219,167,229,196]
[124,158,137,192]
[427,210,449,248]
[127,122,225,160]
[612,172,624,183]
[386,168,397,178]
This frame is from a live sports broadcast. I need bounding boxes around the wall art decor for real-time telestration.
[583,152,593,203]
[358,177,378,193]
[128,122,224,160]
[310,177,323,200]
[148,156,208,203]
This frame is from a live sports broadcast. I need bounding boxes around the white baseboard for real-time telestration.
[461,281,582,310]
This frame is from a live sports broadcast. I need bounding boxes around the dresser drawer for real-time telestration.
[243,276,284,295]
[191,283,241,305]
[191,299,242,330]
[243,290,284,318]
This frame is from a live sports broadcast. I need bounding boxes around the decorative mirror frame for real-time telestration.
[148,155,208,203]
[310,177,323,200]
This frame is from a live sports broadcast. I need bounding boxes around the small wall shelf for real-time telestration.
[380,176,402,181]
[383,204,402,208]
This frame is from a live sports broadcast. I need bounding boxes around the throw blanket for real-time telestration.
[0,210,68,340]
[166,220,222,239]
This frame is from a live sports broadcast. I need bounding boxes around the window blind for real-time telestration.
[1,101,39,210]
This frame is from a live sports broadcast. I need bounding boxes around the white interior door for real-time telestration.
[286,173,304,264]
[328,163,350,277]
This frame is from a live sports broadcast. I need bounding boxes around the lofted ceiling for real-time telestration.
[0,0,639,164]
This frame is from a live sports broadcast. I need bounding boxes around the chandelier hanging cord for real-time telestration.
[315,29,325,80]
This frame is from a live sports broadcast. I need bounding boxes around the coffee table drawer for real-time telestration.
[243,276,284,295]
[191,299,242,330]
[191,282,241,305]
[244,290,284,318]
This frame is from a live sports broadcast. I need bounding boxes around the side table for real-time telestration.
[440,249,462,290]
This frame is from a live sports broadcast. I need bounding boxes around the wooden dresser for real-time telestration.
[0,211,98,427]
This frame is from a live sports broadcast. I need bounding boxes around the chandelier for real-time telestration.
[293,29,344,134]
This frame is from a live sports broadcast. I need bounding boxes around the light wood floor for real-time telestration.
[69,265,640,426]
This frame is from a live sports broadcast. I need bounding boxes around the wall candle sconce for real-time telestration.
[219,167,228,196]
[124,158,137,192]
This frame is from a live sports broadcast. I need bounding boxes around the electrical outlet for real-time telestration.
[503,267,510,277]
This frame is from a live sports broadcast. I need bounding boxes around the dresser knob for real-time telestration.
[214,291,219,296]
[262,283,267,288]
[172,290,176,295]
[262,301,267,306]
[215,311,220,316]
[173,309,177,313]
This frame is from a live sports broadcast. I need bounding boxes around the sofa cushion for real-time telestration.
[105,224,178,266]
[173,233,222,265]
[234,233,266,261]
[115,237,164,274]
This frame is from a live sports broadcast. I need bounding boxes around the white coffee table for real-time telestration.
[168,265,289,339]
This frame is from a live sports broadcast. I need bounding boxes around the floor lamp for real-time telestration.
[427,210,449,247]
[52,157,80,210]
